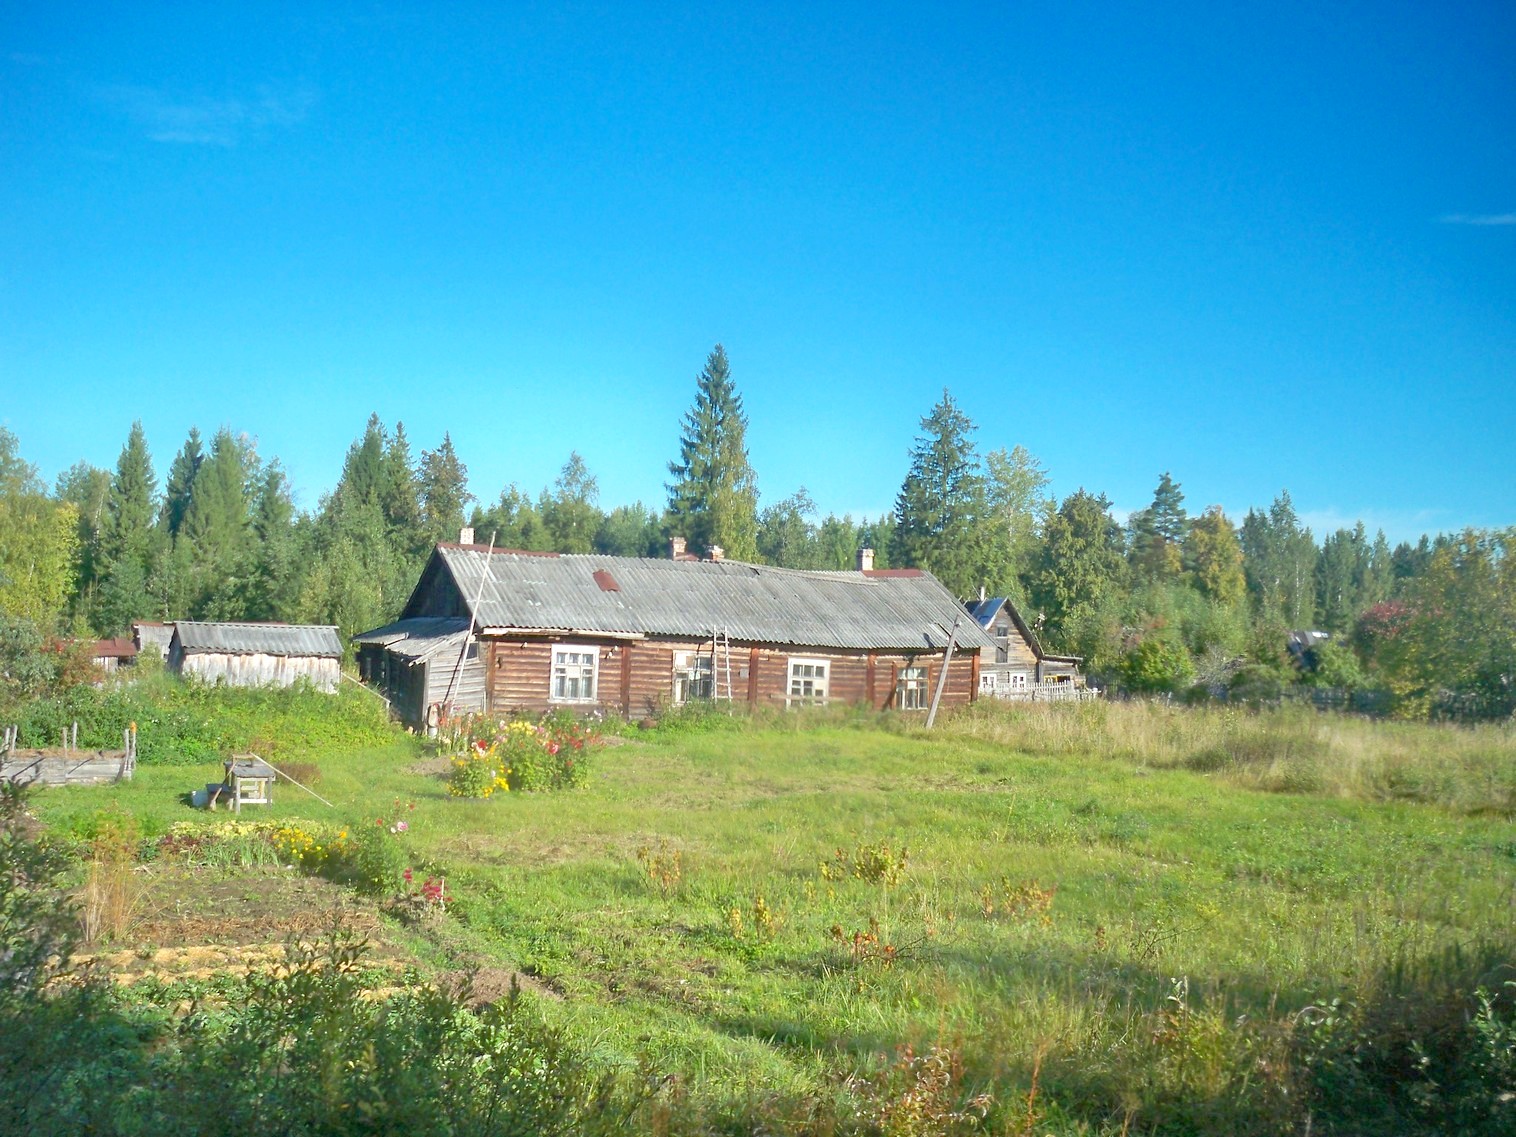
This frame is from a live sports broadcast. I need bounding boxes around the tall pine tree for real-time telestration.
[666,345,760,560]
[97,422,162,632]
[418,433,471,546]
[890,390,998,597]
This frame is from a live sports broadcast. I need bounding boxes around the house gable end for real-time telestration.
[401,550,472,623]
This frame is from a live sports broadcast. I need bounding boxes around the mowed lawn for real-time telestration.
[32,704,1516,1126]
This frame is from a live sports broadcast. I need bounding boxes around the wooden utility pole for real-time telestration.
[924,616,962,729]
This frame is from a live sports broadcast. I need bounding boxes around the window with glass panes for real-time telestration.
[787,658,828,703]
[674,651,714,703]
[897,665,928,709]
[550,646,597,702]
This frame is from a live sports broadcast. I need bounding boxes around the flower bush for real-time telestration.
[444,713,594,797]
[270,821,348,874]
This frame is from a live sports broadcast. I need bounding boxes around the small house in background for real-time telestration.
[168,622,344,692]
[91,637,138,674]
[966,596,1086,698]
[133,621,176,659]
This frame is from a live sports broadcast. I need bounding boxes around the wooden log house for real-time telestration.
[355,541,1002,727]
[966,596,1084,697]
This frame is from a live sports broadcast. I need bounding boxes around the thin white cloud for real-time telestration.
[1297,507,1446,544]
[1439,212,1516,226]
[98,81,316,146]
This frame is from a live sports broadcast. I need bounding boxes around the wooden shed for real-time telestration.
[91,637,138,673]
[353,616,484,726]
[356,542,998,727]
[168,622,344,691]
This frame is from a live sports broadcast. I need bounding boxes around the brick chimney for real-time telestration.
[706,544,725,562]
[857,547,875,572]
[459,526,475,546]
[669,536,688,560]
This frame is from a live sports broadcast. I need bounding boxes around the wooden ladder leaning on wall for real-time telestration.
[711,627,734,701]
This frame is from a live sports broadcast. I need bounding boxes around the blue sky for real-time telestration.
[2,2,1512,544]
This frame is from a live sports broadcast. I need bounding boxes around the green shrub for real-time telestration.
[4,677,396,765]
[1120,639,1196,694]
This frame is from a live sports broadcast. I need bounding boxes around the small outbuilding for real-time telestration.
[133,621,176,659]
[91,637,138,673]
[168,622,344,692]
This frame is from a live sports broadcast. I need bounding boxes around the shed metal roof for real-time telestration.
[352,617,471,662]
[417,547,997,653]
[172,622,344,658]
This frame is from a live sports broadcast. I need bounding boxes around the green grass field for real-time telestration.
[30,700,1516,1133]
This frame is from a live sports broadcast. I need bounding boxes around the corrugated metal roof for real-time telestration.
[173,622,344,658]
[352,617,471,662]
[432,548,998,653]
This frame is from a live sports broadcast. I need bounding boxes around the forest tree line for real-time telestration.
[0,345,1510,718]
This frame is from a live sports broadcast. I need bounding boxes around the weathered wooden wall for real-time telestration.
[483,636,980,718]
[1,751,134,785]
[176,652,340,692]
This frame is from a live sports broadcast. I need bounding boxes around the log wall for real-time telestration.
[484,636,979,718]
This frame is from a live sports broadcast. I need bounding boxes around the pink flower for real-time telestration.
[395,820,409,833]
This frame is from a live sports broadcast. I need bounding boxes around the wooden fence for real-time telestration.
[0,724,138,786]
[989,682,1102,704]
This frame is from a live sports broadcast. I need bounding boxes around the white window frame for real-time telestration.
[787,657,829,705]
[899,665,929,709]
[550,645,599,703]
[673,650,714,704]
[1009,672,1028,690]
[978,672,997,695]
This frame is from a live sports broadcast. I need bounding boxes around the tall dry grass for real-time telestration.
[937,699,1516,814]
[79,809,144,944]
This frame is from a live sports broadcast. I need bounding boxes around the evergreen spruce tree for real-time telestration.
[336,414,388,511]
[666,344,759,560]
[160,427,204,538]
[381,421,422,542]
[418,433,471,545]
[890,390,997,597]
[1129,472,1188,581]
[97,422,162,632]
[181,428,254,618]
[246,464,298,621]
[54,461,112,630]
